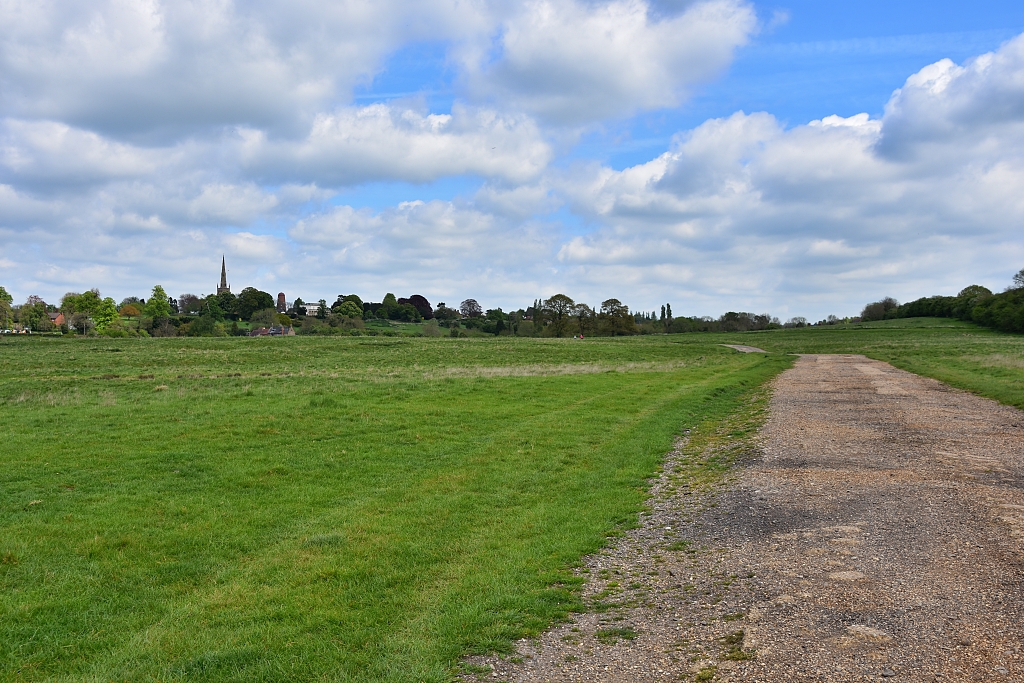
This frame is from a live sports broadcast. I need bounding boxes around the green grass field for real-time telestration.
[0,335,788,682]
[2,320,1021,682]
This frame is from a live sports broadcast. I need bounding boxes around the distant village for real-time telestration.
[1,257,839,338]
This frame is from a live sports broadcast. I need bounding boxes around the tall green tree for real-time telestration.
[94,297,119,332]
[236,287,275,320]
[543,294,575,337]
[0,286,11,328]
[216,290,238,318]
[336,300,362,318]
[202,295,226,321]
[144,286,173,319]
[598,299,637,336]
[532,298,545,328]
[19,296,51,331]
[62,290,102,316]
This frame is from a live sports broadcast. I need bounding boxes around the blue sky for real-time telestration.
[2,0,1024,319]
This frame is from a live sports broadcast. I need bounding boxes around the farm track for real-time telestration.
[463,354,1024,682]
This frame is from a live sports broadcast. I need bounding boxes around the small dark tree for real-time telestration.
[250,308,279,328]
[598,298,637,336]
[434,303,460,328]
[460,299,482,318]
[1012,267,1024,290]
[178,293,202,315]
[574,303,595,336]
[402,295,434,319]
[861,297,899,322]
[119,296,144,309]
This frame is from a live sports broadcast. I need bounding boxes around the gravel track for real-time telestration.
[462,354,1024,683]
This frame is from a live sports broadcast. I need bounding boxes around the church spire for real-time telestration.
[217,255,230,294]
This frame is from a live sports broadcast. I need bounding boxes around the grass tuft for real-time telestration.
[595,627,638,644]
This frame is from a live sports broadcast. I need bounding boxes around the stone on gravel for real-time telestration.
[828,570,866,580]
[846,625,890,641]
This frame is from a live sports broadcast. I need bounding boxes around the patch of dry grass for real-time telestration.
[424,359,689,379]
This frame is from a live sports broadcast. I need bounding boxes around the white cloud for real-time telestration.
[0,0,491,139]
[187,184,279,224]
[241,103,552,185]
[0,0,753,138]
[290,199,555,269]
[2,3,1024,321]
[222,231,288,261]
[462,0,757,124]
[0,119,161,187]
[552,36,1024,316]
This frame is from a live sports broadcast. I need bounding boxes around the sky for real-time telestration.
[2,0,1023,320]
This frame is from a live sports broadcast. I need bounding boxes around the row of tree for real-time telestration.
[861,268,1024,334]
[2,280,806,339]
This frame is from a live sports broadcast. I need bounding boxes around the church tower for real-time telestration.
[217,255,230,295]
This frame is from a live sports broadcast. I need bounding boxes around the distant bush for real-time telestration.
[861,297,900,322]
[971,288,1024,333]
[877,275,1024,334]
[665,312,779,333]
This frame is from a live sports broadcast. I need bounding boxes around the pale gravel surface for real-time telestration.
[461,354,1024,683]
[721,345,768,354]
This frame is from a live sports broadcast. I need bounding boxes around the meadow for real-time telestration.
[0,335,787,682]
[2,319,1021,682]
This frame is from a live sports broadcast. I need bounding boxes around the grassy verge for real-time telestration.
[0,336,789,682]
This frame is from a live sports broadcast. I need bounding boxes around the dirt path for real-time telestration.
[463,354,1024,683]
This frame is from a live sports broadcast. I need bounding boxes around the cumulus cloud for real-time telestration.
[0,119,162,189]
[878,34,1024,160]
[0,0,489,139]
[290,199,555,269]
[0,0,752,139]
[462,0,757,124]
[3,2,1024,320]
[552,35,1024,315]
[241,103,552,185]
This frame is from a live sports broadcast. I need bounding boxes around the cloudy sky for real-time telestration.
[2,0,1023,319]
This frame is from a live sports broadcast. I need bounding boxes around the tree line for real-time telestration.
[860,268,1024,334]
[1,282,798,338]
